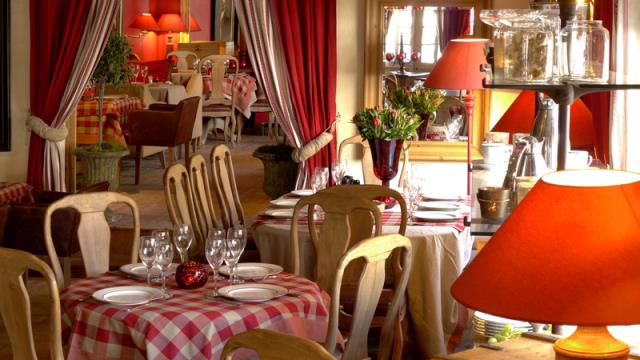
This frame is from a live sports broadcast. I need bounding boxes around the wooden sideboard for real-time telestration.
[178,41,226,59]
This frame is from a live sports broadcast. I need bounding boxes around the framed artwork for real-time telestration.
[0,0,9,151]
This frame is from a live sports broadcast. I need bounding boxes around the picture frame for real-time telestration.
[0,0,10,151]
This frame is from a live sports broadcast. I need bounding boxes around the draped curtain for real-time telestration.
[440,7,471,51]
[27,0,119,191]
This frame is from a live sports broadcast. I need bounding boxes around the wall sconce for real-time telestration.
[129,13,160,38]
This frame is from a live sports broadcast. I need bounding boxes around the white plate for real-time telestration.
[418,201,461,211]
[264,208,295,218]
[119,263,179,278]
[421,193,466,201]
[92,286,162,306]
[413,211,463,222]
[219,263,284,279]
[218,283,288,302]
[269,198,299,208]
[290,189,314,197]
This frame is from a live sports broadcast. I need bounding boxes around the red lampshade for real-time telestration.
[452,169,640,326]
[158,13,187,33]
[188,15,201,32]
[129,13,160,32]
[423,38,489,91]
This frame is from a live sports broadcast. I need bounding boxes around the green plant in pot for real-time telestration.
[75,32,132,190]
[389,86,444,140]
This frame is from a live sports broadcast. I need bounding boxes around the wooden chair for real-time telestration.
[220,329,335,360]
[43,192,141,289]
[338,134,409,187]
[163,163,203,258]
[210,144,245,229]
[187,154,221,242]
[0,248,64,360]
[166,50,198,72]
[325,234,413,360]
[185,72,203,153]
[199,55,239,146]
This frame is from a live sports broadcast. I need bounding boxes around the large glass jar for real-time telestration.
[560,20,610,82]
[503,21,554,82]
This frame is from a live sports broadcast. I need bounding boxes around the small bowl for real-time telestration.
[478,198,510,220]
[477,187,510,201]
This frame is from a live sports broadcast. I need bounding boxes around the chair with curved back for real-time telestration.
[187,154,221,242]
[220,329,335,360]
[166,50,198,72]
[338,134,409,187]
[43,192,141,289]
[0,248,64,360]
[199,55,239,146]
[185,72,204,153]
[210,144,245,229]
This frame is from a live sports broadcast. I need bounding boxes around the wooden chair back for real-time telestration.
[210,144,245,229]
[167,50,198,72]
[198,55,239,103]
[220,329,335,360]
[43,192,140,289]
[325,234,413,360]
[0,248,64,360]
[338,135,409,187]
[188,154,221,240]
[163,163,203,258]
[291,191,381,293]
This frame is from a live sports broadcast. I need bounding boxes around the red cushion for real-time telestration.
[130,59,171,82]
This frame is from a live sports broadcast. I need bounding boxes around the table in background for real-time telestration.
[61,272,329,360]
[76,97,143,145]
[146,83,188,105]
[204,73,257,119]
[251,199,473,357]
[0,182,34,205]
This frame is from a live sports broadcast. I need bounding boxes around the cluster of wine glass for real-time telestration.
[130,64,150,83]
[403,167,426,222]
[204,227,247,299]
[311,159,349,192]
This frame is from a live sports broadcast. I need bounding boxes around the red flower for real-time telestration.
[391,110,397,118]
[373,118,381,126]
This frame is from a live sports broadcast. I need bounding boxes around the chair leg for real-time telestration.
[268,112,275,139]
[236,113,243,142]
[63,257,71,287]
[167,147,175,167]
[135,145,142,185]
[184,143,190,164]
[158,151,166,169]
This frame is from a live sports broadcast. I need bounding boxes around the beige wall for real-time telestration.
[0,0,30,182]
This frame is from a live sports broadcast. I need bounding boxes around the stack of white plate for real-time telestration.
[472,311,532,338]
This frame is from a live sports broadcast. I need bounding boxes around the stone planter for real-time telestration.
[75,147,129,190]
[253,144,298,199]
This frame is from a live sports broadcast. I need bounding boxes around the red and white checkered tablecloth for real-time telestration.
[61,273,329,360]
[76,97,144,145]
[0,182,34,205]
[205,74,258,119]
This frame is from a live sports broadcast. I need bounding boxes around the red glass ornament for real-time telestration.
[411,52,420,62]
[175,261,208,289]
[385,52,395,61]
[396,52,405,62]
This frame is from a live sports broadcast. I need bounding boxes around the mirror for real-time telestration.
[364,0,491,161]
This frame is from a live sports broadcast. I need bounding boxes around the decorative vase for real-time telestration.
[175,261,208,289]
[74,148,129,190]
[416,112,435,140]
[368,138,404,208]
[253,144,299,199]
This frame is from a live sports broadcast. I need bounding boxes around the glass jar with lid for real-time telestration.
[559,20,610,82]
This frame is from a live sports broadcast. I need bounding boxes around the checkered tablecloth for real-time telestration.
[61,272,329,360]
[0,182,34,205]
[204,74,257,119]
[76,97,144,145]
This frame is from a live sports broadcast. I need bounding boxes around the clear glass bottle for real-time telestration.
[560,20,610,82]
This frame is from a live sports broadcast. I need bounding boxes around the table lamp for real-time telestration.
[423,38,489,196]
[158,13,187,53]
[188,14,201,32]
[129,13,160,38]
[452,169,640,359]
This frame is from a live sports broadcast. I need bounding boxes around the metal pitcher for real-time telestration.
[503,136,549,201]
[531,95,559,170]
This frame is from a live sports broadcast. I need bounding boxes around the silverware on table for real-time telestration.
[125,296,164,312]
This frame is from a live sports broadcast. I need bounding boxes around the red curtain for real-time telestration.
[27,0,91,190]
[440,8,471,50]
[271,0,337,178]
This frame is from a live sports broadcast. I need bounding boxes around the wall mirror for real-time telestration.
[364,0,491,161]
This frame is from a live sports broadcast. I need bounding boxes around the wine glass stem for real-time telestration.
[213,268,218,295]
[179,251,185,264]
[147,268,151,287]
[161,270,166,297]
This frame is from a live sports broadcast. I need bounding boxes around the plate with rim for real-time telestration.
[290,189,314,197]
[218,283,288,302]
[264,208,295,218]
[413,211,463,222]
[421,193,466,201]
[269,198,299,208]
[119,263,179,278]
[418,201,462,211]
[219,262,284,279]
[92,286,163,306]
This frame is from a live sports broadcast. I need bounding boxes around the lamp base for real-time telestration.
[554,326,629,360]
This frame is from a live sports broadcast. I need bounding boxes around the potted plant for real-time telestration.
[389,86,444,140]
[75,32,132,190]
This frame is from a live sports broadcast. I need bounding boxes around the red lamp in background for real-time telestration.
[423,38,489,196]
[158,13,187,52]
[188,14,201,32]
[129,13,160,37]
[452,169,640,360]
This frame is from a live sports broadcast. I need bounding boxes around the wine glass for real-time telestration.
[312,167,328,193]
[205,229,226,298]
[225,227,247,285]
[134,64,141,82]
[152,229,171,245]
[331,159,347,185]
[141,66,149,83]
[173,224,193,263]
[138,235,157,287]
[155,242,174,299]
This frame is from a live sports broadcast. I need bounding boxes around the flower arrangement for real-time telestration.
[352,106,421,140]
[389,86,445,116]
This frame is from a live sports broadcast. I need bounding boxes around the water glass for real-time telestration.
[151,229,171,245]
[138,236,157,287]
[173,224,194,263]
[312,167,328,193]
[205,229,226,298]
[141,66,149,83]
[331,159,347,185]
[225,227,247,284]
[155,242,174,299]
[403,180,419,222]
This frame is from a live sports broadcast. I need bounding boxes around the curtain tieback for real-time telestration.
[27,114,68,142]
[292,131,333,163]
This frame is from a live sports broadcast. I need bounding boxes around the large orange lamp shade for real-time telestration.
[158,13,187,53]
[452,169,640,359]
[130,13,160,33]
[189,14,201,32]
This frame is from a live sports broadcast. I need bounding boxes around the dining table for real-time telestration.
[76,96,144,145]
[61,272,330,360]
[145,83,188,105]
[251,193,474,358]
[0,182,34,205]
[204,73,258,119]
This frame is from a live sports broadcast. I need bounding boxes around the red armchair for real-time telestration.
[124,96,200,185]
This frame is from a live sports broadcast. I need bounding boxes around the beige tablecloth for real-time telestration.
[251,219,473,357]
[146,84,188,105]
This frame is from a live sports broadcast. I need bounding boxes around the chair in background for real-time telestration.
[220,329,335,360]
[250,86,282,142]
[125,96,200,185]
[199,55,239,146]
[164,163,203,258]
[210,144,245,229]
[338,134,409,187]
[185,72,203,153]
[43,192,140,289]
[0,248,64,360]
[187,154,221,243]
[166,50,198,73]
